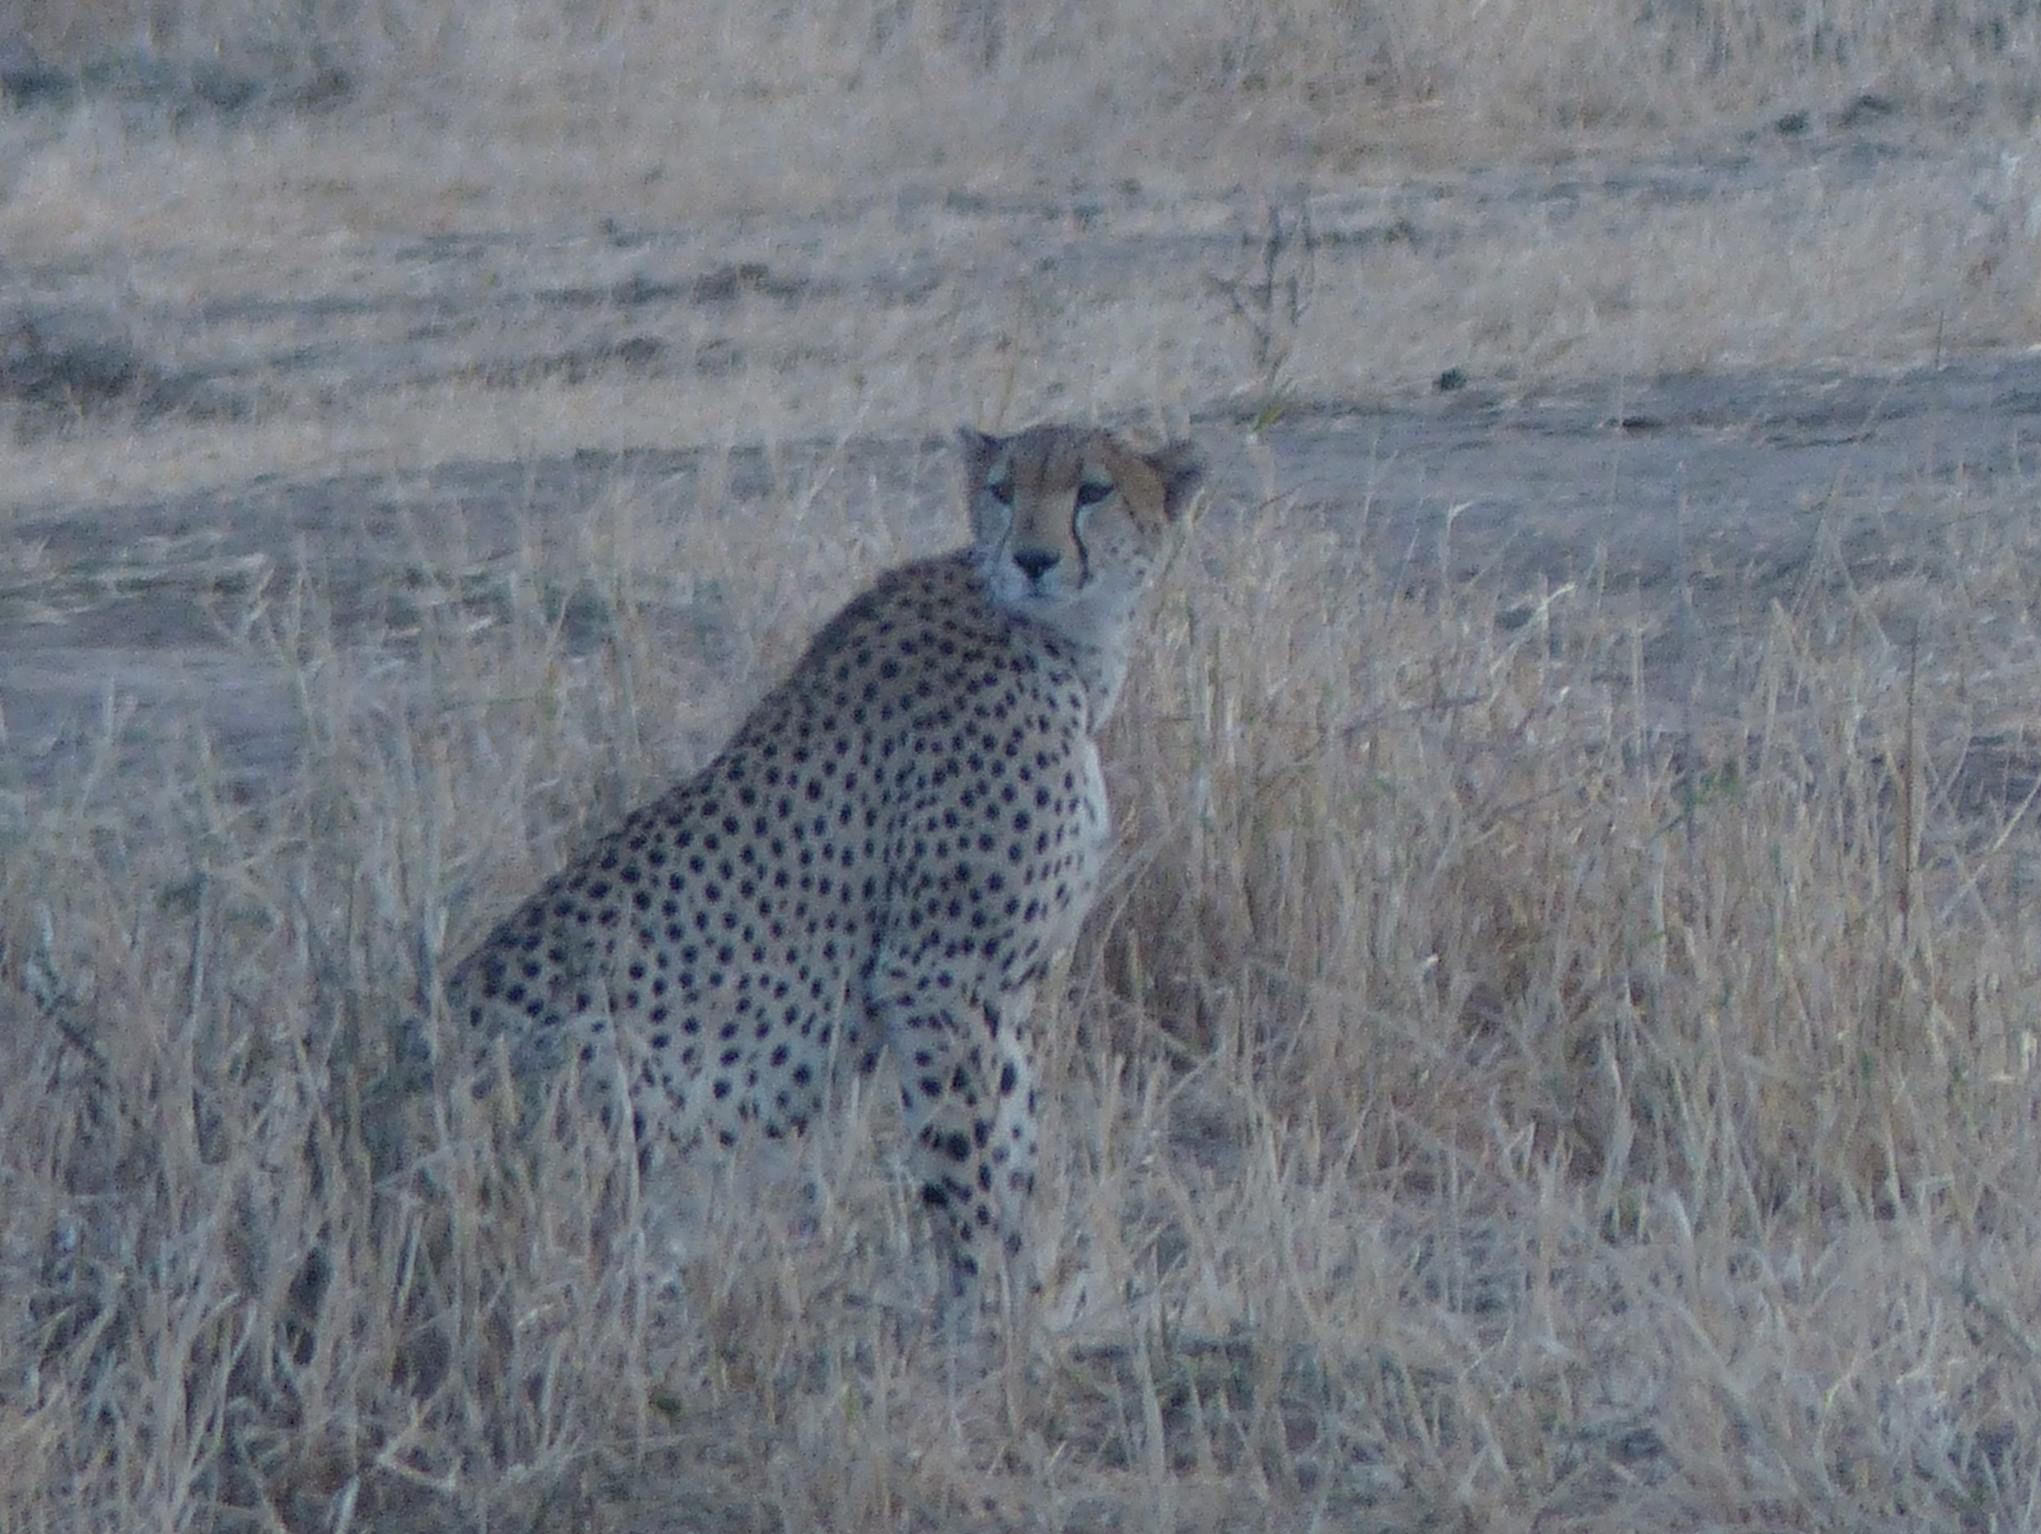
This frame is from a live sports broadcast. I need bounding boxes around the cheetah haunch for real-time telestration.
[443,424,1204,1299]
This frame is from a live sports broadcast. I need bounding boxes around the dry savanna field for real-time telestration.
[10,0,2041,1529]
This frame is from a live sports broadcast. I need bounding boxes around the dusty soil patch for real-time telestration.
[5,100,2038,805]
[5,337,2040,796]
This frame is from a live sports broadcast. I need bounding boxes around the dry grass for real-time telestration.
[8,144,2041,513]
[6,0,2041,252]
[8,0,2041,140]
[9,1,2041,1530]
[7,436,2041,1531]
[9,0,2041,515]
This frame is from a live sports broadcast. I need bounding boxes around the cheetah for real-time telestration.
[440,423,1204,1298]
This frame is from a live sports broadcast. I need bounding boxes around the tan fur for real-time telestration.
[442,423,1203,1299]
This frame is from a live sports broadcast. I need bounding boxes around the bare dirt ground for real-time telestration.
[14,342,2041,788]
[10,11,2041,1530]
[6,117,2039,789]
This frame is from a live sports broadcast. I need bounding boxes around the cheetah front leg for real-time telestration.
[869,961,1041,1306]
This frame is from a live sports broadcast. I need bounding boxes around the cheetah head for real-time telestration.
[959,423,1204,645]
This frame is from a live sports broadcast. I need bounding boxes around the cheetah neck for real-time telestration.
[953,568,1129,727]
[1064,634,1131,726]
[1012,607,1135,727]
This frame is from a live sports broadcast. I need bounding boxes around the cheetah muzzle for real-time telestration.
[439,422,1205,1305]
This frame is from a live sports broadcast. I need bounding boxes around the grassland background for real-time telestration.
[7,1,2041,1530]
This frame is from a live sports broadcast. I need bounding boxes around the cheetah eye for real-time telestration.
[986,476,1014,507]
[1074,480,1113,509]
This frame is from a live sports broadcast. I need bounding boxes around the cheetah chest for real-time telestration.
[1048,737,1110,953]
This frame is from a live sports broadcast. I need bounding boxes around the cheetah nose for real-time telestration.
[1012,547,1060,582]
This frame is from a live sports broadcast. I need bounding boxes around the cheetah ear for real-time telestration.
[957,426,1005,488]
[1148,439,1205,520]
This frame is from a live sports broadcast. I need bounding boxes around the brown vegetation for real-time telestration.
[6,1,2041,1529]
